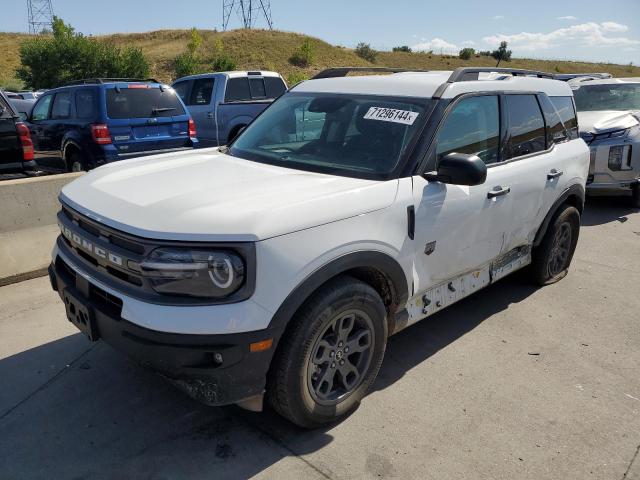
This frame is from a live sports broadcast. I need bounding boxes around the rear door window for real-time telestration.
[31,94,53,121]
[549,96,578,140]
[172,80,191,103]
[435,95,500,165]
[189,78,214,105]
[51,91,72,119]
[225,78,251,102]
[75,90,96,119]
[504,95,546,159]
[265,77,287,98]
[106,87,186,119]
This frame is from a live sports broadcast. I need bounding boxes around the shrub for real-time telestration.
[287,71,309,85]
[289,39,315,68]
[17,16,149,89]
[212,53,237,72]
[477,50,491,56]
[0,77,25,91]
[459,48,475,60]
[174,52,200,78]
[187,28,202,56]
[355,42,377,62]
[393,45,412,53]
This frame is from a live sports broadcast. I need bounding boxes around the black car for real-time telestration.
[0,90,36,175]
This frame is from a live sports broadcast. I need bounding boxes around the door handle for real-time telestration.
[547,169,563,180]
[207,112,214,119]
[487,186,511,199]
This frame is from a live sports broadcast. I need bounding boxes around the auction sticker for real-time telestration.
[363,107,419,125]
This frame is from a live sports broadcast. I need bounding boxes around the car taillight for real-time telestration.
[91,124,112,145]
[188,118,197,139]
[15,122,34,161]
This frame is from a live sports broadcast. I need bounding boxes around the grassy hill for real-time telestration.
[1,28,639,88]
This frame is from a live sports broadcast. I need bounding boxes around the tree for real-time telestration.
[17,16,149,89]
[459,47,475,60]
[491,41,512,66]
[355,42,377,63]
[187,28,202,56]
[392,45,412,53]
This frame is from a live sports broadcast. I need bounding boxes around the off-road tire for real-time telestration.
[267,276,387,428]
[530,205,580,285]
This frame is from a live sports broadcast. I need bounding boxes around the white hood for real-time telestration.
[577,110,639,134]
[60,149,398,241]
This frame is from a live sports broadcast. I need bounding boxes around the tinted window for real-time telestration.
[573,84,640,111]
[32,94,53,121]
[189,78,214,105]
[549,96,578,140]
[249,78,266,98]
[106,87,186,119]
[537,95,566,144]
[265,77,287,98]
[505,95,546,159]
[75,90,96,119]
[172,81,190,103]
[51,92,72,119]
[225,78,251,102]
[435,95,499,165]
[231,93,428,179]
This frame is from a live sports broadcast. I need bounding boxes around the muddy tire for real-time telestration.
[267,276,387,428]
[530,205,581,286]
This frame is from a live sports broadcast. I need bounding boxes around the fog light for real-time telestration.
[213,352,224,364]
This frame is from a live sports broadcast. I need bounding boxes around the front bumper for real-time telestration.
[586,141,639,193]
[48,257,279,407]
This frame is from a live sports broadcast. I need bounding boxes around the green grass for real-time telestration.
[1,28,638,86]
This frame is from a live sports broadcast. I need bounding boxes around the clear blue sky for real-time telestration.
[3,0,639,64]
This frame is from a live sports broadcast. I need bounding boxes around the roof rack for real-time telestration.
[312,67,432,80]
[63,78,161,86]
[446,67,554,82]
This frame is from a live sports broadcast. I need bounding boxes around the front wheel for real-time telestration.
[530,205,580,285]
[267,276,387,428]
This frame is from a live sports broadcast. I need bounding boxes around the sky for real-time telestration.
[2,0,640,64]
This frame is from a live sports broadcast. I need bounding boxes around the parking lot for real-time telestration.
[0,197,639,480]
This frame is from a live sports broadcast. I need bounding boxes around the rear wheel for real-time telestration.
[267,276,387,428]
[66,150,86,172]
[631,185,640,208]
[530,205,580,285]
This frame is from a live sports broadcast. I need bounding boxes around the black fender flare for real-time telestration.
[267,251,409,336]
[533,183,585,247]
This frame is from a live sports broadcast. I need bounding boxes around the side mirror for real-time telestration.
[423,152,487,186]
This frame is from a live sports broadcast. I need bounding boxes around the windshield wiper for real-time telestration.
[151,107,175,115]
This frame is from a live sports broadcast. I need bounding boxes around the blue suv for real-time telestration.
[25,78,198,172]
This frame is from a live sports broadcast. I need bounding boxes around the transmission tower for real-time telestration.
[27,0,54,34]
[222,0,273,31]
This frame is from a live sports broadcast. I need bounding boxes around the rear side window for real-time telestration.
[32,94,53,121]
[75,90,96,119]
[189,78,214,105]
[549,96,578,140]
[225,78,251,102]
[106,87,186,119]
[435,95,500,165]
[51,92,72,119]
[504,95,546,159]
[172,80,190,103]
[265,77,286,98]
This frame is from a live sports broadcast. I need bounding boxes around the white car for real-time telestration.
[49,67,589,427]
[571,77,640,206]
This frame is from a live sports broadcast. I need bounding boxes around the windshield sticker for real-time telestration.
[363,107,419,125]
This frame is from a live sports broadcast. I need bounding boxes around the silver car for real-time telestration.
[571,77,640,206]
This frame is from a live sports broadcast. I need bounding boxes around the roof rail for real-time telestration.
[312,67,432,80]
[63,78,161,86]
[446,67,554,82]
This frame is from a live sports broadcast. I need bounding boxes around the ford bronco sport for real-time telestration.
[49,67,589,427]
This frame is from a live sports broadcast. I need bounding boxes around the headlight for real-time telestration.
[140,248,245,298]
[608,145,632,171]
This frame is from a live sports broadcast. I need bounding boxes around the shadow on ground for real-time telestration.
[582,196,638,226]
[0,274,538,479]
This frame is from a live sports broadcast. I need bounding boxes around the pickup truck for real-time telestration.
[172,71,287,147]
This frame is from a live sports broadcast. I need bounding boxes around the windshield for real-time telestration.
[574,84,640,112]
[229,92,430,179]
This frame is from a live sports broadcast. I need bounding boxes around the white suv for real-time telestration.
[49,67,589,427]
